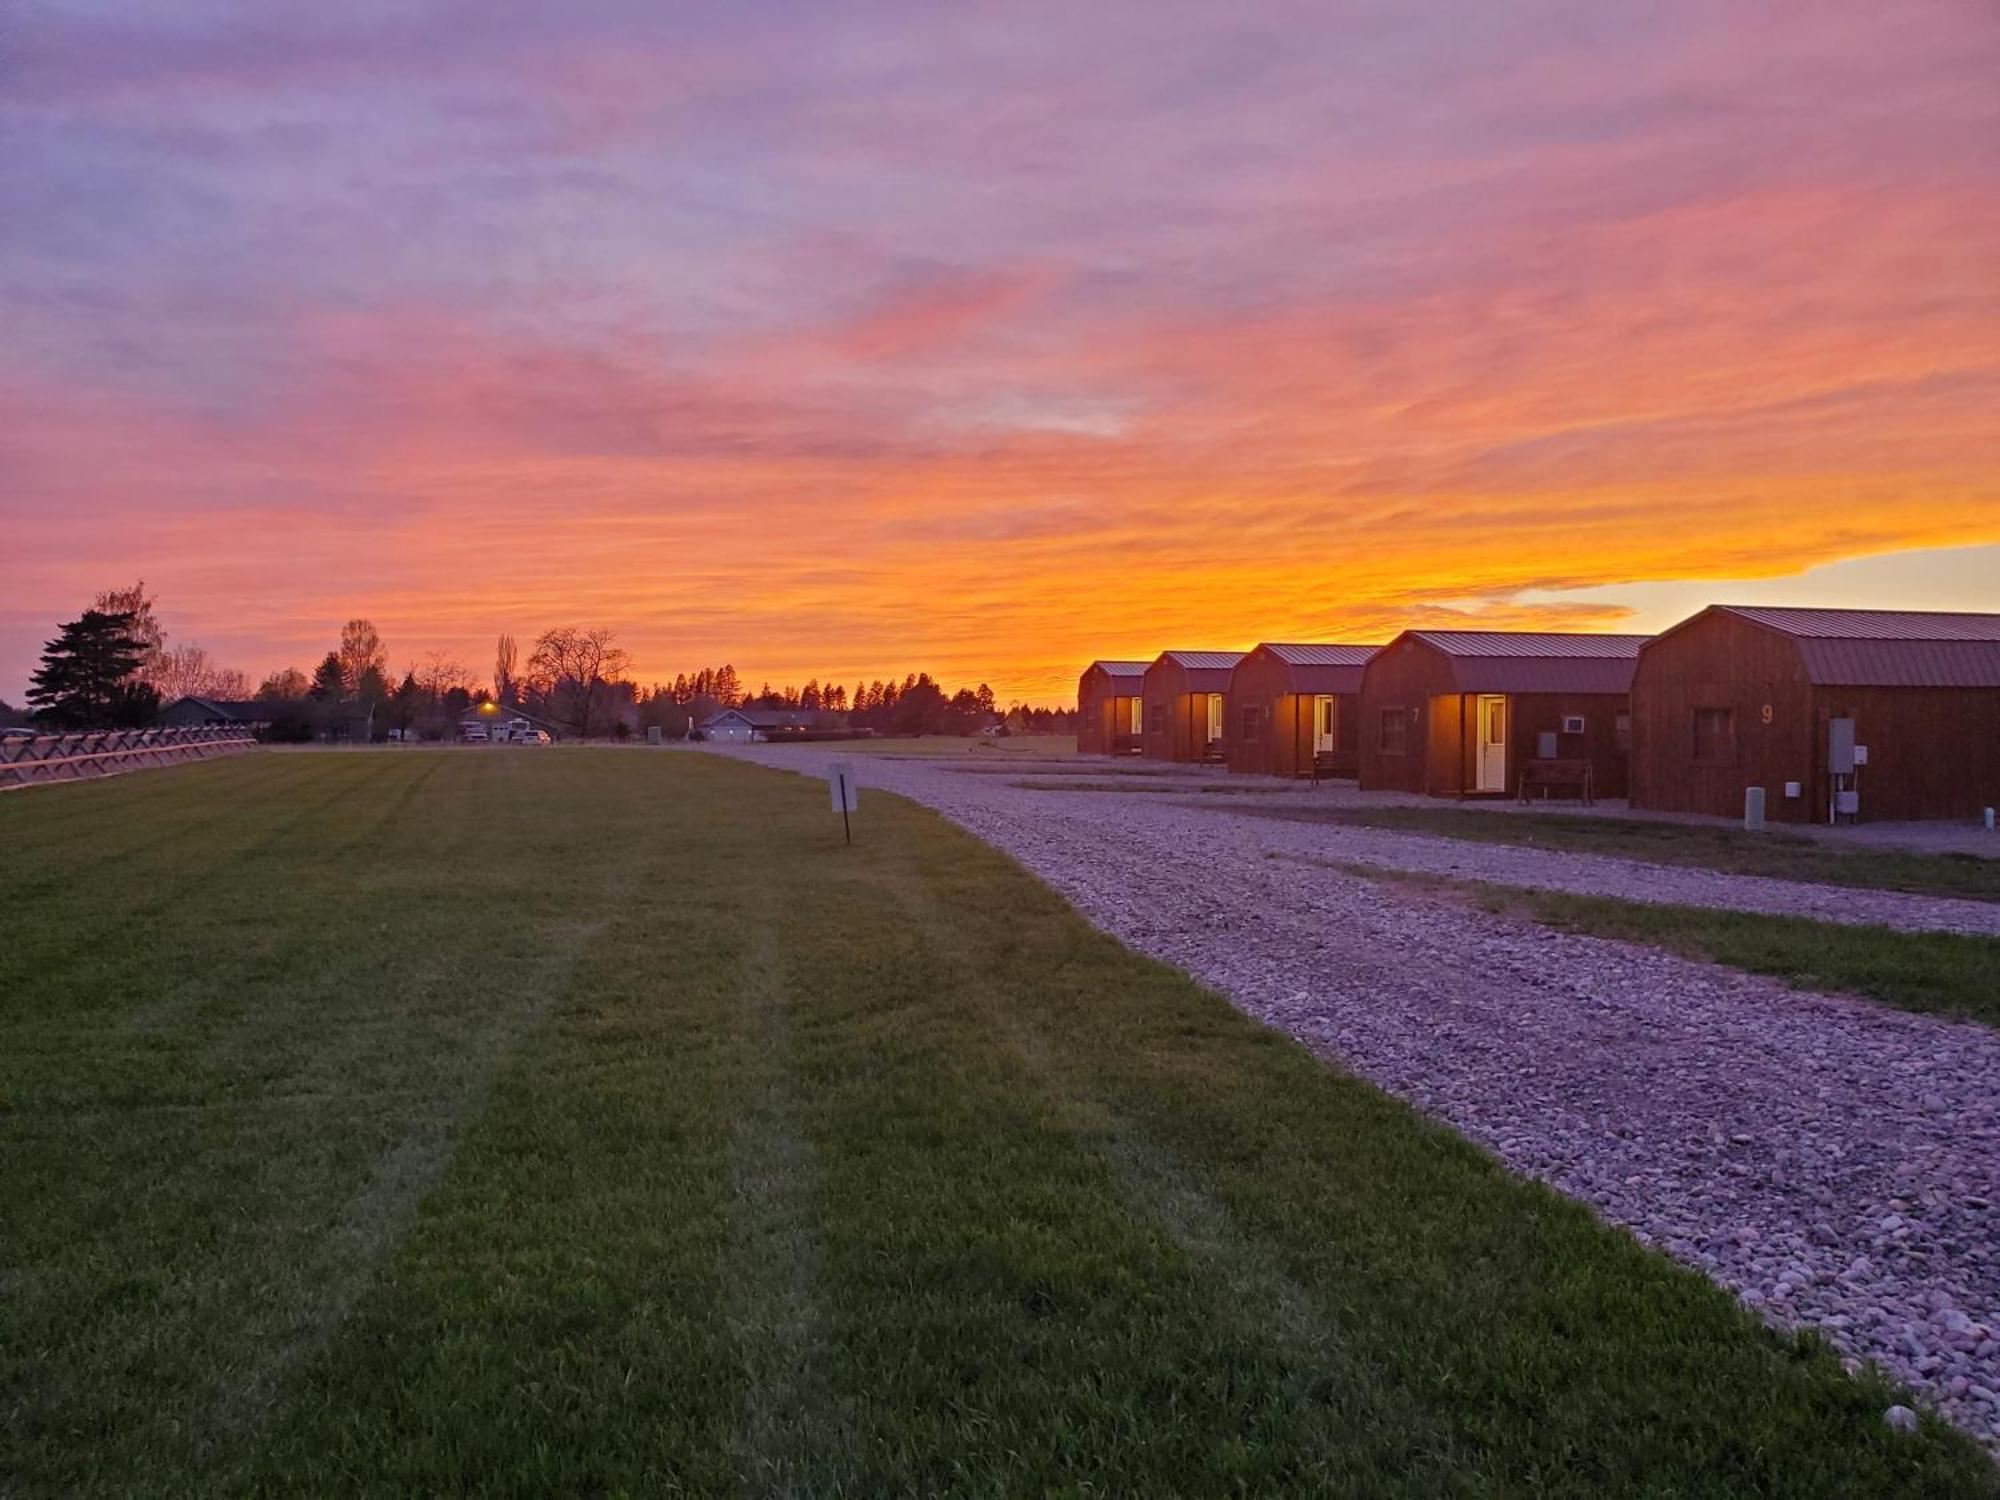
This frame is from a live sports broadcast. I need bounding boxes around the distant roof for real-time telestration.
[1085,659,1151,679]
[165,696,276,722]
[1157,650,1245,670]
[1408,631,1651,658]
[703,707,815,728]
[1261,643,1379,667]
[1391,631,1649,695]
[1148,649,1244,693]
[1710,605,2000,688]
[1245,642,1378,694]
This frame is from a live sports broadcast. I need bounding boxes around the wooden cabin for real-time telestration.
[1141,651,1243,762]
[1358,631,1647,798]
[1076,660,1151,755]
[1629,605,2000,823]
[1224,643,1377,778]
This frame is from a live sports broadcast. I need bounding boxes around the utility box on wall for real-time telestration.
[1828,717,1856,774]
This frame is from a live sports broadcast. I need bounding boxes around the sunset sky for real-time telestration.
[4,1,1997,705]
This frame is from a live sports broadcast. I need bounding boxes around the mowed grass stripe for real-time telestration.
[1,751,1993,1496]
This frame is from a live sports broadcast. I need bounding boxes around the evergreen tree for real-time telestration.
[27,610,159,728]
[309,652,347,701]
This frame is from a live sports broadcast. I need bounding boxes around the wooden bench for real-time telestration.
[1517,757,1595,805]
[1310,749,1358,784]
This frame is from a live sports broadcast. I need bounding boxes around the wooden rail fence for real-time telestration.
[0,726,257,790]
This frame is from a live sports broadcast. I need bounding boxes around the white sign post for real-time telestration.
[828,761,858,844]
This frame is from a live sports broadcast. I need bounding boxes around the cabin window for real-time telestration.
[1692,706,1735,764]
[1149,703,1165,733]
[1379,708,1411,755]
[1614,712,1631,752]
[1241,706,1260,741]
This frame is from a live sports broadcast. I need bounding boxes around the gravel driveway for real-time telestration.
[722,745,2000,1451]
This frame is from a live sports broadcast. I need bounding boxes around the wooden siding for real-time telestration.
[1630,610,1815,819]
[1141,658,1226,762]
[1358,636,1453,792]
[1632,611,2000,821]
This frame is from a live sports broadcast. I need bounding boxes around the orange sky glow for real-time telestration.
[3,2,1997,704]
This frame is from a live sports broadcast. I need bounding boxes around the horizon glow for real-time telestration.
[4,2,1998,705]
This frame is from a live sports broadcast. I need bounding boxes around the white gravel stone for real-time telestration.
[720,747,2000,1452]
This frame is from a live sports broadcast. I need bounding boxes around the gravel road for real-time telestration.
[723,746,2000,1450]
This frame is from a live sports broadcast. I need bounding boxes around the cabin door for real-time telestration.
[1312,696,1337,754]
[1475,695,1508,792]
[1206,693,1224,747]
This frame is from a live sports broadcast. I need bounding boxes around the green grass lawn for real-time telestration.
[2,750,1991,1497]
[1251,804,2000,903]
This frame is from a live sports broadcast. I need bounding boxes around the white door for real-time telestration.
[1206,694,1224,745]
[1128,697,1143,735]
[1475,695,1508,791]
[1313,696,1336,754]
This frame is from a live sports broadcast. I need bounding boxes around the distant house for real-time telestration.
[1630,605,2000,823]
[1225,643,1377,778]
[458,703,566,741]
[1141,650,1244,762]
[1358,632,1648,798]
[155,697,277,731]
[1076,660,1150,755]
[699,707,816,743]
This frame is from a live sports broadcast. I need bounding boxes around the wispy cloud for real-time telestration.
[2,1,1996,701]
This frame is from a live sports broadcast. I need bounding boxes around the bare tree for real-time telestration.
[337,619,388,690]
[257,667,311,701]
[415,650,472,702]
[150,641,248,701]
[94,581,166,683]
[495,634,519,706]
[526,626,629,738]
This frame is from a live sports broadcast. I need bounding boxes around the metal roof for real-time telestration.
[1407,631,1651,658]
[1158,650,1246,669]
[1393,631,1648,695]
[1262,643,1380,667]
[1713,605,2000,687]
[1084,659,1151,678]
[1715,605,2000,642]
[1247,642,1377,694]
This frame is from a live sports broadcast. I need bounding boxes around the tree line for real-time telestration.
[10,587,1076,738]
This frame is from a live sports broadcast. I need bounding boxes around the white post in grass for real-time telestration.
[1743,785,1766,831]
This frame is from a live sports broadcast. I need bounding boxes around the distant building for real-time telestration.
[1630,605,2000,823]
[698,707,815,743]
[1076,660,1150,755]
[1141,650,1243,762]
[458,703,566,741]
[155,697,278,731]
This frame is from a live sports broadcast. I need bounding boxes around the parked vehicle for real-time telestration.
[514,729,551,745]
[460,725,488,743]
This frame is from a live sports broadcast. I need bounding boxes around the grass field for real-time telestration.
[1252,804,2000,903]
[2,750,1992,1496]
